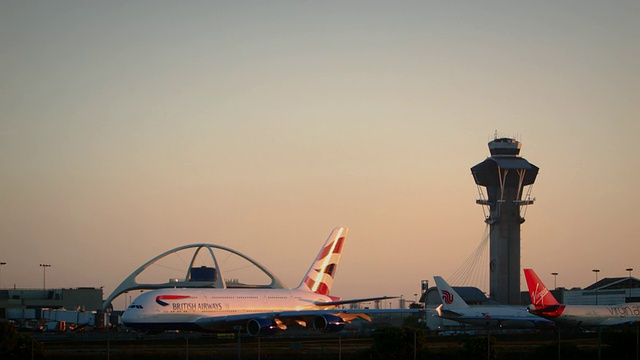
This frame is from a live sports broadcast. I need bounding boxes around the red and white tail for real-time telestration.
[523,268,560,307]
[297,227,347,296]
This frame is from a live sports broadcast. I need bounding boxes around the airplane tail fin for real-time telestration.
[296,227,347,296]
[433,276,470,309]
[523,269,560,307]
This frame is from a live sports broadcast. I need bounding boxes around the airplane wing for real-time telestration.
[193,310,344,328]
[193,308,402,334]
[313,295,397,306]
[193,305,430,334]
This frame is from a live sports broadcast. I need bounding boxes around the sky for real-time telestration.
[1,1,638,310]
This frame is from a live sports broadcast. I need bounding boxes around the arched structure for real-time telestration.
[103,244,287,311]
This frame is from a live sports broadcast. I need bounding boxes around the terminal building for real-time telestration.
[0,287,105,330]
[559,276,640,305]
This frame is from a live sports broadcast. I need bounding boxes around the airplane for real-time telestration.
[433,276,553,328]
[524,268,640,327]
[121,227,396,335]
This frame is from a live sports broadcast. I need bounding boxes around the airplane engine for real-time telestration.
[312,314,345,333]
[246,318,280,336]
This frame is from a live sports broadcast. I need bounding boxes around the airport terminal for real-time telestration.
[2,272,640,332]
[2,137,639,333]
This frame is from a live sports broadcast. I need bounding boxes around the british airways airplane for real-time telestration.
[524,268,640,327]
[121,228,394,335]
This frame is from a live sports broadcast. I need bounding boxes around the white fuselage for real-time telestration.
[542,303,640,327]
[444,305,551,328]
[122,287,336,330]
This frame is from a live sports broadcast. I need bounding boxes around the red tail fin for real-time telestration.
[297,227,347,296]
[523,268,560,307]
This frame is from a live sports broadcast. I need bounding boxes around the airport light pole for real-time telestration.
[592,269,600,305]
[627,268,634,292]
[551,272,558,290]
[0,262,6,289]
[40,264,51,290]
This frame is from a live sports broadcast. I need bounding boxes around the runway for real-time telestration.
[25,329,632,360]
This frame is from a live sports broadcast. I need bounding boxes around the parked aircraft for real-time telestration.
[121,227,395,335]
[433,276,552,328]
[524,268,640,327]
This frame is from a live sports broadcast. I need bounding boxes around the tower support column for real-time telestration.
[472,137,538,305]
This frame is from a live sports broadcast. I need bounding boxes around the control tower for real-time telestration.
[471,137,538,305]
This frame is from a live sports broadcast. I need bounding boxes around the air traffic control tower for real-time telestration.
[471,137,539,305]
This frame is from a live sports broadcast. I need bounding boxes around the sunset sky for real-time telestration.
[1,1,638,309]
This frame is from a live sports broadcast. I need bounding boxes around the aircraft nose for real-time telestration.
[122,304,137,318]
[121,308,138,324]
